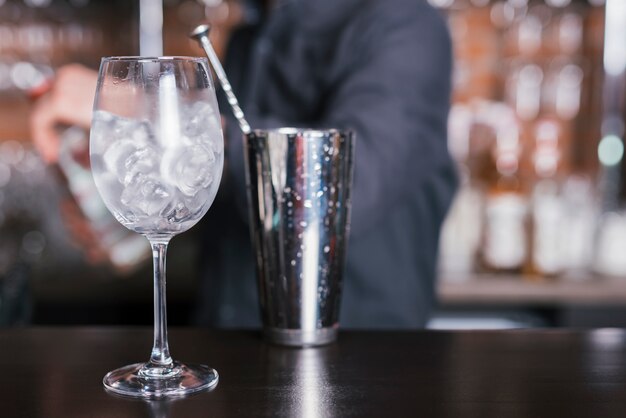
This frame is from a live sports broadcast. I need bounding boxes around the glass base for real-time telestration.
[103,361,218,399]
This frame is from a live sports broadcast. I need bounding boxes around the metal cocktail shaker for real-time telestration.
[244,128,355,346]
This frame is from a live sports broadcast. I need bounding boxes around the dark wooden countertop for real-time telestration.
[2,327,626,417]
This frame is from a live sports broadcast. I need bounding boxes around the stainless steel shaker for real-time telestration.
[244,128,355,346]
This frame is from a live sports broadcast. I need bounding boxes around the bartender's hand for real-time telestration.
[29,64,98,164]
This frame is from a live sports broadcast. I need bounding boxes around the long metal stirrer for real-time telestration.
[190,24,252,135]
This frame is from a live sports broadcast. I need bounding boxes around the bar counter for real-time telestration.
[2,328,626,417]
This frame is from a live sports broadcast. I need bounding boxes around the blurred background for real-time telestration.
[0,0,625,329]
[434,0,626,328]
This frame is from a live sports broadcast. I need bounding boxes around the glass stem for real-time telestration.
[149,238,173,367]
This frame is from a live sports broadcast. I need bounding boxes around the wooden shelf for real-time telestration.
[438,275,626,306]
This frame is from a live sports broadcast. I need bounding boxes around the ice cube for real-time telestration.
[90,111,116,155]
[204,131,224,156]
[121,172,173,216]
[102,138,138,183]
[160,188,210,224]
[182,102,223,154]
[96,171,124,205]
[123,146,160,186]
[161,143,216,197]
[183,102,219,137]
[93,111,158,184]
[113,116,153,148]
[92,111,154,152]
[160,198,191,223]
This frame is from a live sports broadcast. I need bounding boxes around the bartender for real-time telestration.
[30,0,456,329]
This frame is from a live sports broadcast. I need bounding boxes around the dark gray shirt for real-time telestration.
[196,0,456,329]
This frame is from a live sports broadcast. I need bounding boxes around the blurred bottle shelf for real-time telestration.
[438,274,626,306]
[436,0,626,283]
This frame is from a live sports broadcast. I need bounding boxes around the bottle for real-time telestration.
[560,174,596,279]
[526,118,565,278]
[479,106,529,274]
[438,104,484,279]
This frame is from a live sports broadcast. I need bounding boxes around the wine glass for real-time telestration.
[89,57,223,398]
